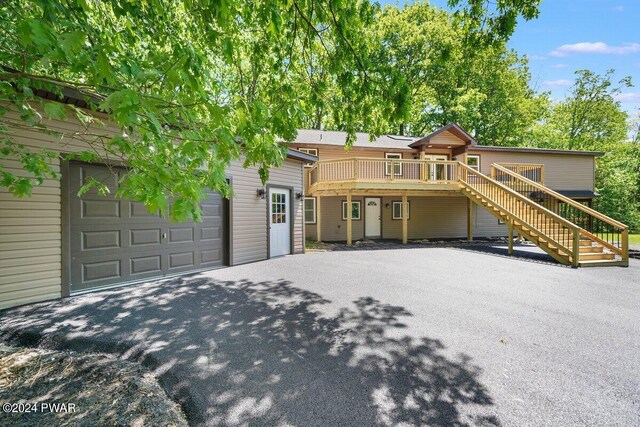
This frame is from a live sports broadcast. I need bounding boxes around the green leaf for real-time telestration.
[44,102,67,121]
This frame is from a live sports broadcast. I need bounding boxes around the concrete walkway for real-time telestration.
[1,247,639,426]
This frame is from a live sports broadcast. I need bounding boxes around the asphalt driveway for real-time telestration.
[1,246,639,426]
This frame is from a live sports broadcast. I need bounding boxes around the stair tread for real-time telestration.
[465,181,622,268]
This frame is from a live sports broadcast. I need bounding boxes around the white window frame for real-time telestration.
[392,201,410,220]
[304,197,316,224]
[467,155,480,171]
[341,201,361,220]
[385,153,403,176]
[298,148,318,167]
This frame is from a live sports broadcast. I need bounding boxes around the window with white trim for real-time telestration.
[304,197,316,224]
[467,155,480,171]
[341,201,361,220]
[385,153,403,176]
[297,148,318,167]
[392,201,410,220]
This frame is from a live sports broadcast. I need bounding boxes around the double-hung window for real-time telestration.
[467,155,480,171]
[392,201,410,220]
[385,153,403,176]
[341,201,361,220]
[304,197,316,224]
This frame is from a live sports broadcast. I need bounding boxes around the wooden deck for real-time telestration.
[305,157,628,266]
[306,158,462,195]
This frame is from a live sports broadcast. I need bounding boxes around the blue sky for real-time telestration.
[377,0,640,116]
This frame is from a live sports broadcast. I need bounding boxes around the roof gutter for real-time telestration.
[469,145,604,157]
[286,149,318,163]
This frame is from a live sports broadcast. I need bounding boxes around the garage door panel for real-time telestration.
[82,260,121,283]
[82,230,121,251]
[169,227,194,243]
[201,202,223,218]
[201,249,221,264]
[130,228,163,246]
[200,227,216,240]
[130,255,162,275]
[78,164,120,194]
[68,162,226,293]
[81,199,121,218]
[128,202,161,218]
[168,252,194,269]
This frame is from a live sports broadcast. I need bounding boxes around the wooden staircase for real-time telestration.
[458,163,628,267]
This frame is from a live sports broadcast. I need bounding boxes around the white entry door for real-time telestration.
[365,197,381,238]
[269,188,291,257]
[425,155,449,180]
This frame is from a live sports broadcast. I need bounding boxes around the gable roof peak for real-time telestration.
[409,123,477,148]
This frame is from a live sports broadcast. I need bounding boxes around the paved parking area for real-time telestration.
[1,246,639,426]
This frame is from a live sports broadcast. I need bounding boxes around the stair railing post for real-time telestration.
[572,228,580,267]
[622,227,629,264]
[508,219,514,255]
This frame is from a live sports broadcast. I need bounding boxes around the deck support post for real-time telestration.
[467,197,473,241]
[622,227,629,264]
[346,193,353,246]
[316,196,322,242]
[508,220,514,255]
[402,194,408,244]
[572,229,581,268]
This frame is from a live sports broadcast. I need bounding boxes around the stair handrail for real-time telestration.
[492,163,628,261]
[458,162,581,264]
[492,164,627,229]
[459,163,580,231]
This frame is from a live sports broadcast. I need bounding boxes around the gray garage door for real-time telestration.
[68,162,226,293]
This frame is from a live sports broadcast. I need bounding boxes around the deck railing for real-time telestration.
[494,163,544,184]
[490,163,628,262]
[308,158,459,187]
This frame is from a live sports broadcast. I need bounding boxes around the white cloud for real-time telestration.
[550,42,640,57]
[615,93,640,103]
[542,79,572,87]
[550,64,569,69]
[612,6,624,12]
[529,54,548,61]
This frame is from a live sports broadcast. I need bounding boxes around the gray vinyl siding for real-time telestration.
[0,116,66,309]
[307,196,468,242]
[227,158,305,265]
[304,196,366,242]
[468,149,596,191]
[290,145,415,161]
[467,150,595,237]
[473,206,508,238]
[381,196,467,239]
[1,104,306,309]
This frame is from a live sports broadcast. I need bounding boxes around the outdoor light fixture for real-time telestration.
[295,192,304,200]
[257,188,266,199]
[385,203,390,209]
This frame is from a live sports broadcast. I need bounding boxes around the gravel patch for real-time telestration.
[0,344,187,427]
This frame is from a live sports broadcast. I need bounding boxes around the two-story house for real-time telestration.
[290,123,629,267]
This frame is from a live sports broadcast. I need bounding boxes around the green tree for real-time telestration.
[0,0,383,219]
[549,70,630,151]
[528,69,639,230]
[630,110,640,144]
[0,0,544,219]
[367,2,546,144]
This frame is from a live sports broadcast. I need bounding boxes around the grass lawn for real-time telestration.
[596,233,640,245]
